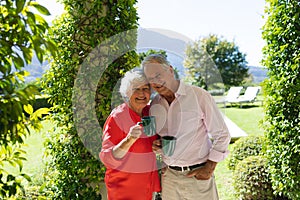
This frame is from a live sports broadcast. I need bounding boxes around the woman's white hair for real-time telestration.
[119,67,148,101]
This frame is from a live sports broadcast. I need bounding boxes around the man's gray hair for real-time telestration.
[141,54,170,70]
[119,67,148,101]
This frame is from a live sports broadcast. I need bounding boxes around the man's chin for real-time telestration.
[155,86,168,94]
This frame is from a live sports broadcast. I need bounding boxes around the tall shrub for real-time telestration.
[262,0,300,198]
[0,0,54,198]
[42,0,139,198]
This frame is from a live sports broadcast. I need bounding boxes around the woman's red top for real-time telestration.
[100,103,161,200]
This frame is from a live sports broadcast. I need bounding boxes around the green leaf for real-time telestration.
[16,71,29,82]
[32,108,50,118]
[39,182,46,193]
[37,24,46,33]
[13,53,25,70]
[18,157,27,161]
[20,47,33,65]
[21,173,31,182]
[15,159,23,171]
[30,2,51,16]
[35,14,48,27]
[16,0,26,13]
[24,104,34,115]
[26,11,36,24]
[33,41,44,63]
[1,6,9,18]
[23,84,40,98]
[7,174,15,182]
[45,40,57,57]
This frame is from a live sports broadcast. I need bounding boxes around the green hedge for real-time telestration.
[262,0,300,198]
[42,0,139,199]
[233,156,274,200]
[227,136,265,171]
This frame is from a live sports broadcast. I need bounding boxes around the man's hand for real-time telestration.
[186,160,217,180]
[152,139,162,154]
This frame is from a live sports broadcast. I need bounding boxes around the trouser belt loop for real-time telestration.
[183,166,190,172]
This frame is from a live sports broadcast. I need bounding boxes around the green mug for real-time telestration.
[162,136,177,156]
[138,116,156,136]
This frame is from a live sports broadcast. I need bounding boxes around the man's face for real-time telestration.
[143,63,174,95]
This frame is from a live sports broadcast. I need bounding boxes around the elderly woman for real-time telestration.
[100,68,161,200]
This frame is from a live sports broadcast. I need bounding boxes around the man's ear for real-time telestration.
[169,65,174,74]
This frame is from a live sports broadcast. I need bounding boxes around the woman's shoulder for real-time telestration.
[111,103,128,116]
[104,103,129,129]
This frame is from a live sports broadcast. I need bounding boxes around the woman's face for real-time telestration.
[128,83,151,112]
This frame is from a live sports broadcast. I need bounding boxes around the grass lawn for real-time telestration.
[6,103,265,199]
[215,103,264,199]
[215,148,235,200]
[21,120,53,184]
[220,103,265,137]
[3,120,52,187]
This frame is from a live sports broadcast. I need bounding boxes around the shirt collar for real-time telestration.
[175,80,186,97]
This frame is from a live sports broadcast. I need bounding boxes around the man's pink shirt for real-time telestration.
[150,80,231,167]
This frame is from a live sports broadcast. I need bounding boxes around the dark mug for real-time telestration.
[161,136,177,156]
[138,116,156,136]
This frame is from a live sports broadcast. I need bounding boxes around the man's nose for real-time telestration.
[150,79,162,85]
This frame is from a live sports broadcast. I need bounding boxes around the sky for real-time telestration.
[41,0,266,67]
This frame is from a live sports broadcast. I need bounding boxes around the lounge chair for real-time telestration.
[216,86,243,107]
[229,86,261,107]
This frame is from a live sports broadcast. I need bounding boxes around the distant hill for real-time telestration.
[24,28,268,84]
[24,56,267,85]
[24,57,49,83]
[137,28,268,83]
[248,65,268,83]
[163,54,268,83]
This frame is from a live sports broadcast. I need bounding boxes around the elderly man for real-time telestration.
[142,54,231,200]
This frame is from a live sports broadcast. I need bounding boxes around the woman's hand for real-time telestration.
[113,124,142,159]
[127,124,143,139]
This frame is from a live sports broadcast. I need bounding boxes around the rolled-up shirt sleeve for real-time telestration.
[99,116,127,169]
[204,94,231,162]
